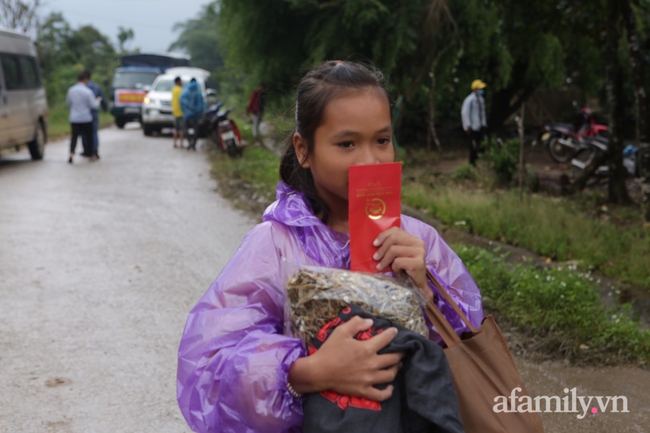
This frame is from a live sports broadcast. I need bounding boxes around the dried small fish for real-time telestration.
[286,269,429,347]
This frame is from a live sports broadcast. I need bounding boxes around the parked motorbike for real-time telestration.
[571,136,638,182]
[185,120,201,150]
[204,102,243,157]
[540,105,609,163]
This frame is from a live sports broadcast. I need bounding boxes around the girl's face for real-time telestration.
[296,88,394,207]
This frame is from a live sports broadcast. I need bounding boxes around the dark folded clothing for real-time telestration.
[303,304,465,433]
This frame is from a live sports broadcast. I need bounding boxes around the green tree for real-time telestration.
[0,0,42,33]
[213,0,647,156]
[170,3,224,74]
[117,26,135,54]
[215,0,574,131]
[217,0,310,91]
[36,12,118,105]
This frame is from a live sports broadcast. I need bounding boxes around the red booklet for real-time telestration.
[348,162,402,272]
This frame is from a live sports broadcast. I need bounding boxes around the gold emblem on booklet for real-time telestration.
[365,198,386,220]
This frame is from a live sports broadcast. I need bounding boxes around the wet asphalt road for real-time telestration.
[1,125,649,432]
[0,125,254,432]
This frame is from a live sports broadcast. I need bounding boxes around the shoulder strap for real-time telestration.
[426,269,476,333]
[422,294,462,348]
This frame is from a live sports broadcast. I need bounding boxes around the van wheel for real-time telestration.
[143,124,153,136]
[28,122,46,160]
[115,117,127,129]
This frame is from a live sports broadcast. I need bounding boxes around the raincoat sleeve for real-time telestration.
[415,219,484,343]
[177,222,305,433]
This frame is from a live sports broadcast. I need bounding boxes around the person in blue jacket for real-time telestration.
[180,78,206,150]
[81,70,107,158]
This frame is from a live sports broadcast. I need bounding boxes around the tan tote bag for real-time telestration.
[423,270,545,433]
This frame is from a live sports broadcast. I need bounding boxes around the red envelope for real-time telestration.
[348,162,402,272]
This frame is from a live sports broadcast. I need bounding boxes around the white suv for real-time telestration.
[141,67,215,136]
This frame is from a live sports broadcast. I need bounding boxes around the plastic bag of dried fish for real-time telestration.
[285,266,429,348]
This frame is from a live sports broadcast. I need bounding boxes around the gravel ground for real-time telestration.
[0,125,254,432]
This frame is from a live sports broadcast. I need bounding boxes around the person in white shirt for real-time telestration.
[461,79,488,165]
[66,71,101,163]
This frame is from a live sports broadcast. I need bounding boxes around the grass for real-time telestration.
[452,163,479,181]
[456,245,649,365]
[48,103,114,141]
[211,142,650,292]
[209,144,280,205]
[207,144,650,364]
[403,183,650,291]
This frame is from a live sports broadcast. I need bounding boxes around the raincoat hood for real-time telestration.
[180,81,205,120]
[186,80,200,92]
[263,182,351,268]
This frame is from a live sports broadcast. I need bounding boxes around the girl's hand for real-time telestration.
[289,316,404,401]
[373,227,431,300]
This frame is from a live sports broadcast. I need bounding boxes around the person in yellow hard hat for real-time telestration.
[461,79,488,165]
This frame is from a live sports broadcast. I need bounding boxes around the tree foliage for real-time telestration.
[117,27,135,54]
[212,0,613,132]
[36,13,119,105]
[170,3,224,74]
[0,0,42,34]
[176,0,649,144]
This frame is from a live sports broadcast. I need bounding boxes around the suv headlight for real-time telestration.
[144,97,156,105]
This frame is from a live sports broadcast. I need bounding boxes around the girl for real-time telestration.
[177,61,483,433]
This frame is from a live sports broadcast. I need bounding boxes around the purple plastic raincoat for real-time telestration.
[177,182,483,433]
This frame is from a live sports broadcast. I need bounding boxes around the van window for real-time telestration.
[1,55,22,90]
[18,56,40,89]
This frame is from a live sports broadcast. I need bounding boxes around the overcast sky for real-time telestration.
[43,0,211,53]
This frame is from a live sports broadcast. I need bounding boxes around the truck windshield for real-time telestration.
[112,71,159,89]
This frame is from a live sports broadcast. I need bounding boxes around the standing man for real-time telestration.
[171,77,185,148]
[246,82,265,144]
[180,78,205,151]
[461,79,488,165]
[81,70,107,158]
[67,71,100,163]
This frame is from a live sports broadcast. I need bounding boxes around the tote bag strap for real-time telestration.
[422,269,478,348]
[422,293,462,348]
[426,269,476,333]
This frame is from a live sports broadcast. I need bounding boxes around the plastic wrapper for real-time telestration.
[285,266,429,348]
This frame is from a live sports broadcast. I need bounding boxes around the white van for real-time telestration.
[0,26,48,159]
[141,67,215,136]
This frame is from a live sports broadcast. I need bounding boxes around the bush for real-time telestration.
[452,163,479,181]
[482,137,519,184]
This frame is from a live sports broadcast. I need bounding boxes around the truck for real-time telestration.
[109,52,190,128]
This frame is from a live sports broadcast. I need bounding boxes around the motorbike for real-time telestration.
[570,136,638,182]
[204,102,244,157]
[540,105,609,163]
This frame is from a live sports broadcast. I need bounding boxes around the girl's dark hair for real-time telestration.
[279,61,389,223]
